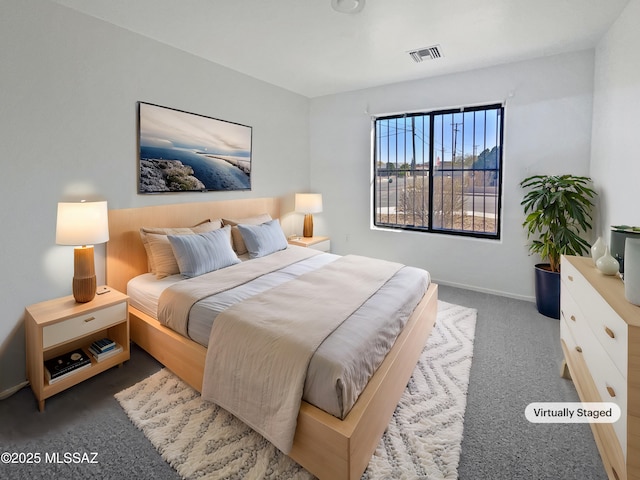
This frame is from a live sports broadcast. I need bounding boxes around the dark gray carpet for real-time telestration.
[443,287,607,480]
[0,344,179,480]
[0,285,607,480]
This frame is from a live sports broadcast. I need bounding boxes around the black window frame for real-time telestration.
[373,103,504,240]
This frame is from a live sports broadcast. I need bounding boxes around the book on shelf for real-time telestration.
[44,348,92,384]
[88,343,123,362]
[90,337,116,353]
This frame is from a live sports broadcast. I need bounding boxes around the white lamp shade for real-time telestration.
[56,201,109,246]
[295,193,323,214]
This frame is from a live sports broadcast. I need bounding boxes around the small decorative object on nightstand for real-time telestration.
[288,236,331,252]
[25,287,129,411]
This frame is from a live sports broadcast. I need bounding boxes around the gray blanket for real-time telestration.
[201,254,403,454]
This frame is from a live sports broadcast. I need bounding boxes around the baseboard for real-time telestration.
[435,279,535,303]
[0,380,29,400]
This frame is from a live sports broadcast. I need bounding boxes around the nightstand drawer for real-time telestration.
[43,302,127,349]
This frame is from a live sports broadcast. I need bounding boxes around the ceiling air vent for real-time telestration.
[408,45,442,63]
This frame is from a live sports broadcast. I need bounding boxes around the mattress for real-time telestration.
[127,248,429,419]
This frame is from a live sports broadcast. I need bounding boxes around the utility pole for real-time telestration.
[452,122,463,165]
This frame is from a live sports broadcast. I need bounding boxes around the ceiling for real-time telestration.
[51,0,630,98]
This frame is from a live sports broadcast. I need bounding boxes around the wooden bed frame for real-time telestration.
[106,197,438,480]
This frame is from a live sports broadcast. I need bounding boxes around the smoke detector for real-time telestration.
[408,45,443,63]
[331,0,365,14]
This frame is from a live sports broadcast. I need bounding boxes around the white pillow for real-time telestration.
[167,225,240,277]
[237,219,288,259]
[145,233,183,279]
[139,219,222,275]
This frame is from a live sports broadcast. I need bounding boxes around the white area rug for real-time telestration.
[115,301,476,479]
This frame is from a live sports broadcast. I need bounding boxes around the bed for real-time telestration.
[106,198,438,480]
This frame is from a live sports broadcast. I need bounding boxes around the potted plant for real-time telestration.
[520,174,597,318]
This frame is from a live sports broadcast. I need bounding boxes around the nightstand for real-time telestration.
[25,287,130,411]
[288,236,331,252]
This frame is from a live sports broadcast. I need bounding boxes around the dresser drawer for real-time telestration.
[561,257,589,291]
[562,261,628,378]
[581,293,628,378]
[560,285,586,348]
[562,299,627,455]
[560,316,584,381]
[43,301,127,349]
[577,326,628,455]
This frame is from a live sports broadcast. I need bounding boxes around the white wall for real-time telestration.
[0,0,310,395]
[591,0,640,236]
[309,51,595,300]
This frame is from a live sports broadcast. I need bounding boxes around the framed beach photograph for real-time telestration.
[137,102,252,193]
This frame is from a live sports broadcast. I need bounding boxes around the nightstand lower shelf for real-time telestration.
[39,347,128,411]
[25,288,130,411]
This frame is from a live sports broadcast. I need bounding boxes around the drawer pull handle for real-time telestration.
[575,346,582,353]
[606,386,616,398]
[83,316,96,323]
[570,315,576,322]
[604,327,615,339]
[568,275,574,282]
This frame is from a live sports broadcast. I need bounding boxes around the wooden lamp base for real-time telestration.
[73,246,97,303]
[303,214,314,238]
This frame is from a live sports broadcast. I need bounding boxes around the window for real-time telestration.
[373,104,503,239]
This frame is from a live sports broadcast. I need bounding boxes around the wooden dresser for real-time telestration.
[560,255,640,480]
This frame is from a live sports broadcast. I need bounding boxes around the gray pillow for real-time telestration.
[222,213,272,255]
[168,225,240,277]
[237,219,288,259]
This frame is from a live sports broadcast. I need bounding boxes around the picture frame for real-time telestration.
[138,102,252,193]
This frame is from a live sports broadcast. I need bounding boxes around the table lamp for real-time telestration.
[295,193,323,238]
[56,200,109,303]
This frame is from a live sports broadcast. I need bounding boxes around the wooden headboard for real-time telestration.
[106,197,280,294]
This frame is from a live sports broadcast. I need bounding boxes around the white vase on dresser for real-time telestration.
[591,236,607,264]
[596,246,620,276]
[560,255,640,480]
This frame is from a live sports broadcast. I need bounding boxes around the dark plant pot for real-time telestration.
[534,263,560,319]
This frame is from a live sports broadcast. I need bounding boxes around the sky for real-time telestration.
[139,102,252,157]
[375,106,502,167]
